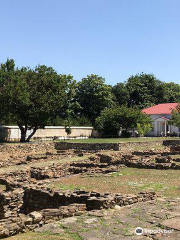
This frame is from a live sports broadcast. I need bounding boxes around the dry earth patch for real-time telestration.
[47,167,180,198]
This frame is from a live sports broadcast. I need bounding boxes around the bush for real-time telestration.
[95,106,152,137]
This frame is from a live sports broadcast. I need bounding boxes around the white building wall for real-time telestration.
[147,114,180,136]
[150,114,172,120]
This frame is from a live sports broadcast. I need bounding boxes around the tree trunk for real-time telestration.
[20,129,27,142]
[26,127,38,142]
[18,123,27,142]
[18,123,38,142]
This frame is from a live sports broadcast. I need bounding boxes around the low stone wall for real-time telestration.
[0,188,24,219]
[0,185,156,239]
[0,183,156,218]
[124,160,180,170]
[30,159,124,180]
[55,140,164,152]
[120,152,180,170]
[0,203,86,238]
[23,187,156,213]
[163,139,180,146]
[55,142,120,151]
[0,142,56,168]
[0,185,156,216]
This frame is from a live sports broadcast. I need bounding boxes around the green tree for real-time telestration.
[75,74,114,123]
[0,60,75,142]
[126,73,162,108]
[95,106,152,137]
[112,83,130,106]
[136,113,152,136]
[170,104,180,128]
[125,73,180,109]
[156,82,180,103]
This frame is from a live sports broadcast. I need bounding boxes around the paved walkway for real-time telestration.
[36,197,180,240]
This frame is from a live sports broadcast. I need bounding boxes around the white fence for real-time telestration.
[0,126,97,141]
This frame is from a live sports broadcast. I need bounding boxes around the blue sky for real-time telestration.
[1,0,180,85]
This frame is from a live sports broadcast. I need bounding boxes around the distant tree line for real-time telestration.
[0,59,180,142]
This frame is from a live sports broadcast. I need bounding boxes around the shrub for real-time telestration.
[95,106,152,137]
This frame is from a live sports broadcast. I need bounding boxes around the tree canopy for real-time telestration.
[113,73,180,109]
[125,73,162,108]
[112,83,130,106]
[0,59,75,142]
[74,74,114,123]
[170,104,180,128]
[95,106,152,137]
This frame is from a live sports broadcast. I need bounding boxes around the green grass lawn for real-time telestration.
[47,168,180,198]
[58,137,178,143]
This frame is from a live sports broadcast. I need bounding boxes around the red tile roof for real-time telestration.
[142,103,178,115]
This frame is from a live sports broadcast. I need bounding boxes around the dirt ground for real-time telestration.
[47,167,180,198]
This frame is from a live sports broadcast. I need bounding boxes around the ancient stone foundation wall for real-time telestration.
[55,140,163,152]
[0,188,24,219]
[17,187,157,214]
[0,185,156,239]
[55,142,120,151]
[163,139,180,146]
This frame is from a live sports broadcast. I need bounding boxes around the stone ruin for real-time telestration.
[0,148,158,238]
[0,170,156,238]
[0,140,180,238]
[55,142,121,151]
